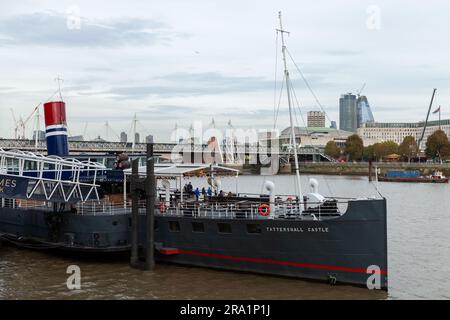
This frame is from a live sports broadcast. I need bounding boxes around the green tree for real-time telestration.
[382,140,399,156]
[324,140,341,159]
[344,134,364,161]
[398,136,418,163]
[425,129,450,162]
[373,143,388,161]
[363,145,375,161]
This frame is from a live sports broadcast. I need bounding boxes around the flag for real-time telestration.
[432,106,440,114]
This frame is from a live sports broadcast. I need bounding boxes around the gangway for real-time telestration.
[0,148,106,203]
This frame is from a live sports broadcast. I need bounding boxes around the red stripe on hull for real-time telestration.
[159,249,181,255]
[177,250,388,275]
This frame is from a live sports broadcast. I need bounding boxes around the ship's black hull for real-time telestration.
[0,198,388,290]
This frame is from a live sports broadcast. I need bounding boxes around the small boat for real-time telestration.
[378,170,449,183]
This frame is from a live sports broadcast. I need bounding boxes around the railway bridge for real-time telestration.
[0,139,333,164]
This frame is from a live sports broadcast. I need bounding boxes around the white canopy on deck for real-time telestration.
[123,163,240,178]
[122,163,240,202]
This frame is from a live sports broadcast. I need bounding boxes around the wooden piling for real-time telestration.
[144,143,155,271]
[130,158,139,268]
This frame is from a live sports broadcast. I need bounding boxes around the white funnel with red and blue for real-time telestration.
[44,101,69,156]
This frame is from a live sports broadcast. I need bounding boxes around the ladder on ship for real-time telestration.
[0,148,106,203]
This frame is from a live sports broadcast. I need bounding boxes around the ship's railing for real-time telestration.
[161,201,302,220]
[71,197,345,220]
[0,148,106,202]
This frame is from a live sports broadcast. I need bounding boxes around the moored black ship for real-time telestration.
[0,12,388,290]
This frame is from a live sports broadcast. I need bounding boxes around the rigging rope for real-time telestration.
[288,79,331,196]
[286,48,383,198]
[285,48,345,144]
[273,31,279,128]
[273,73,285,129]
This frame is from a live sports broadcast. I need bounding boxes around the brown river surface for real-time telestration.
[1,175,449,299]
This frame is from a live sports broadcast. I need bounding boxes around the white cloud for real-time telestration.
[1,0,450,141]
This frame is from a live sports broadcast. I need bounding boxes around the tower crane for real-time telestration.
[357,83,366,97]
[10,109,21,139]
[10,103,41,139]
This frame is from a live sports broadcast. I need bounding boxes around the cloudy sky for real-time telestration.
[1,0,449,141]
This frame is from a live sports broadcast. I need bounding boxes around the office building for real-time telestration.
[120,132,127,143]
[357,119,450,150]
[307,111,326,127]
[357,95,375,127]
[146,134,154,143]
[339,93,358,132]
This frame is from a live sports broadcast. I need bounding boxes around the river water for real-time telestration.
[0,175,449,300]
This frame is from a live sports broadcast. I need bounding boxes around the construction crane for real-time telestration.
[12,104,42,139]
[417,88,437,149]
[10,109,22,139]
[357,83,366,97]
[22,103,42,138]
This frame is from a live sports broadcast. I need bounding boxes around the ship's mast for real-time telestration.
[277,11,303,208]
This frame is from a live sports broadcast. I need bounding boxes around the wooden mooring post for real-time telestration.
[130,143,155,271]
[130,158,140,268]
[368,159,373,182]
[144,143,155,271]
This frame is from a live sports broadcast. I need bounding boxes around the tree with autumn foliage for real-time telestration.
[324,140,341,159]
[344,134,364,161]
[425,129,450,162]
[398,136,418,163]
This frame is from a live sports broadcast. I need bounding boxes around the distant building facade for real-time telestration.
[68,135,84,142]
[356,95,375,127]
[339,93,358,132]
[134,133,140,144]
[357,119,450,150]
[330,121,337,129]
[278,126,354,148]
[307,111,326,127]
[120,132,127,143]
[32,130,45,141]
[145,134,154,143]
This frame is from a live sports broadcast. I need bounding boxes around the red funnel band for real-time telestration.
[44,101,67,126]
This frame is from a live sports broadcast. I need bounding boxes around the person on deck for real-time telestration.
[187,182,193,193]
[201,187,206,200]
[207,186,213,200]
[218,190,224,197]
[194,188,200,201]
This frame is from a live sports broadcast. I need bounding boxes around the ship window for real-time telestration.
[192,222,205,233]
[217,223,232,234]
[247,224,262,234]
[154,220,159,231]
[168,221,180,232]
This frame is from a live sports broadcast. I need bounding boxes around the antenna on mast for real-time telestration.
[55,76,64,101]
[277,11,303,209]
